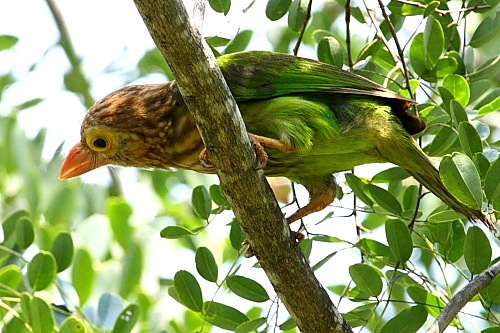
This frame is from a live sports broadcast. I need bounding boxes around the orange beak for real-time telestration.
[59,142,109,179]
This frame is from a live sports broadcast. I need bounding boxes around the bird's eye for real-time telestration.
[86,132,112,152]
[93,138,107,149]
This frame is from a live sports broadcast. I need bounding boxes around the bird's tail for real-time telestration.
[402,151,496,231]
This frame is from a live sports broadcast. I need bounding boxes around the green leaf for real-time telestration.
[442,74,470,107]
[50,232,74,272]
[365,184,403,216]
[235,317,267,333]
[229,218,245,250]
[0,265,23,296]
[458,122,483,158]
[473,152,491,179]
[174,270,203,312]
[226,276,269,302]
[195,247,218,283]
[60,317,86,333]
[443,221,466,263]
[279,317,297,330]
[349,263,383,297]
[372,167,410,183]
[204,301,249,330]
[0,35,19,51]
[424,16,444,68]
[317,36,344,68]
[209,0,230,15]
[469,11,500,47]
[486,275,500,302]
[120,243,143,298]
[385,219,413,262]
[210,184,229,207]
[266,0,292,21]
[345,173,373,206]
[288,0,308,32]
[3,317,30,333]
[428,210,465,223]
[484,157,500,200]
[160,225,196,239]
[409,33,426,77]
[450,99,468,127]
[478,95,500,117]
[224,30,253,54]
[107,196,133,250]
[192,185,212,220]
[343,303,377,327]
[424,1,440,17]
[28,296,56,333]
[16,216,34,249]
[379,305,427,333]
[350,7,366,23]
[112,304,140,333]
[72,248,95,305]
[426,126,457,156]
[28,251,57,292]
[464,226,492,274]
[440,153,482,209]
[358,238,397,266]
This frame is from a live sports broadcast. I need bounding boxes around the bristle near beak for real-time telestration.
[59,142,109,179]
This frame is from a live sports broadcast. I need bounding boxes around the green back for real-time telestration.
[217,51,413,103]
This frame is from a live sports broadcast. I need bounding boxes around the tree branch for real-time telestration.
[426,261,500,333]
[131,0,352,332]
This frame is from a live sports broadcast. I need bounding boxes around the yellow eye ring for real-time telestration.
[85,130,113,152]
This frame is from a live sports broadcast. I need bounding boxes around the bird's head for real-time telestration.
[59,83,200,179]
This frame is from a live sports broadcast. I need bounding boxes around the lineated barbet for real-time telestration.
[59,51,495,232]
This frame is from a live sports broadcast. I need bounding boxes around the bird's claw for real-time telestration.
[242,231,305,258]
[199,149,214,169]
[249,135,268,170]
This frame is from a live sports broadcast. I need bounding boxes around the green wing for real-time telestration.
[217,51,413,103]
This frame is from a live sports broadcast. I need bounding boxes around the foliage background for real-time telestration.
[0,0,499,332]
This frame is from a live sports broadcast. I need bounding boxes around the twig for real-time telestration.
[292,0,313,56]
[44,0,93,108]
[426,261,500,333]
[395,0,490,15]
[345,0,353,68]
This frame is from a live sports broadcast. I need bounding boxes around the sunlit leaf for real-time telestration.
[440,153,482,209]
[28,251,56,292]
[442,74,470,107]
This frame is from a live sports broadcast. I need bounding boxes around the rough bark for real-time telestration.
[131,1,352,332]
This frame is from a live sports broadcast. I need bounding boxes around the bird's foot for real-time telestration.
[287,176,337,224]
[243,231,305,258]
[199,148,214,168]
[198,133,294,170]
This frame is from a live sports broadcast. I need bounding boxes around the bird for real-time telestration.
[59,51,495,233]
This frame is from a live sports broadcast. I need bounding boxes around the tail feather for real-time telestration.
[405,167,496,231]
